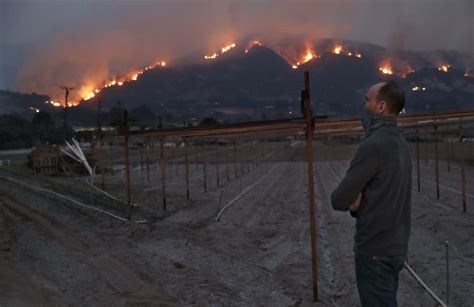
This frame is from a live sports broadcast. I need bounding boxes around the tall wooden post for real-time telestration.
[146,154,150,183]
[416,129,420,192]
[140,147,144,171]
[183,137,190,200]
[123,110,131,221]
[459,126,467,212]
[215,142,220,187]
[172,140,177,176]
[225,142,230,182]
[202,144,207,192]
[446,136,450,172]
[98,131,105,190]
[160,138,167,210]
[303,71,318,302]
[233,141,238,178]
[434,125,440,200]
[240,142,244,175]
[110,142,115,175]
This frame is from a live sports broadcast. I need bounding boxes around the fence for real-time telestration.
[90,72,474,302]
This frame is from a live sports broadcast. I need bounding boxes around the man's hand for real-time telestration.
[350,193,362,212]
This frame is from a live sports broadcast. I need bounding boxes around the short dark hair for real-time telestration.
[376,80,405,115]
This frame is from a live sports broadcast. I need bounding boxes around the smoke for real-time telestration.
[2,0,472,101]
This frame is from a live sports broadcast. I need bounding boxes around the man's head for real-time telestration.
[365,80,405,117]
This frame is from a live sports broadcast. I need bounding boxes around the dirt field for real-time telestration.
[0,139,473,306]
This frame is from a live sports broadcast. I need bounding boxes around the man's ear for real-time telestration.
[378,100,388,114]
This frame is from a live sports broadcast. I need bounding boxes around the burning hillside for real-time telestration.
[15,37,473,113]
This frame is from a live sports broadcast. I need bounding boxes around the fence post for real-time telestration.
[459,126,467,212]
[233,141,238,178]
[303,71,319,302]
[434,125,440,200]
[416,129,420,192]
[202,144,207,192]
[215,141,220,187]
[184,137,190,200]
[225,142,230,182]
[446,136,450,172]
[160,138,167,210]
[123,110,131,221]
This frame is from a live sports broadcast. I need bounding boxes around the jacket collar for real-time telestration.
[367,114,398,137]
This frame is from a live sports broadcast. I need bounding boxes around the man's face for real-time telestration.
[365,83,386,115]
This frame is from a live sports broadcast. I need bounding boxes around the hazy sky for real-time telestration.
[1,0,473,95]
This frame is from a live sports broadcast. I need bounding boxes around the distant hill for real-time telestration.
[2,39,473,127]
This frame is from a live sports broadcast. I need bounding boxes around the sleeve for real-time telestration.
[330,141,380,211]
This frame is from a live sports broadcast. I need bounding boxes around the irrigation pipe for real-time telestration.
[1,176,128,222]
[215,162,281,221]
[404,262,447,307]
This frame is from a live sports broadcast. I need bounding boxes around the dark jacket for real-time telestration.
[330,116,412,256]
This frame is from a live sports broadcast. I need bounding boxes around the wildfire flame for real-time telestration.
[204,53,218,59]
[41,39,433,111]
[333,45,342,55]
[222,43,236,53]
[291,49,318,69]
[379,65,393,75]
[205,42,237,60]
[47,60,166,107]
[412,86,426,91]
[438,64,450,72]
[245,40,263,53]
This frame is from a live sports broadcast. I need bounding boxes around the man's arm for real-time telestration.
[330,141,379,211]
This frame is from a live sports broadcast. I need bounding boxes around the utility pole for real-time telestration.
[60,86,75,131]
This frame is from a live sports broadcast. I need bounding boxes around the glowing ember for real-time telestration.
[355,53,362,58]
[438,64,450,72]
[292,65,298,69]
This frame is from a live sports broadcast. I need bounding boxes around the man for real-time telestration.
[330,81,412,307]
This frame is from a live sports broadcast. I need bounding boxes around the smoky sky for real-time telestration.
[1,0,473,98]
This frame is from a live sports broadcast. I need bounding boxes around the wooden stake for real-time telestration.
[146,154,150,183]
[434,125,440,200]
[202,144,207,192]
[225,142,230,182]
[123,110,131,221]
[184,137,190,200]
[215,142,220,187]
[303,71,318,302]
[459,126,467,212]
[416,129,421,192]
[446,136,450,172]
[160,138,166,210]
[140,147,144,171]
[233,141,238,178]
